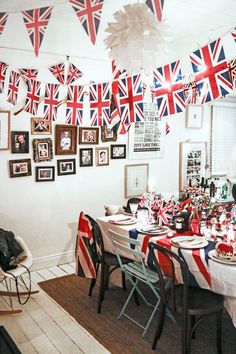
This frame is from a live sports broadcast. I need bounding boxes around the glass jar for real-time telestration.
[175,217,185,233]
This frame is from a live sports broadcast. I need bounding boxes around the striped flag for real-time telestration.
[0,12,8,36]
[7,71,21,105]
[66,62,83,85]
[228,58,236,88]
[182,73,198,104]
[66,85,84,125]
[145,0,164,22]
[90,82,110,126]
[49,62,66,85]
[44,83,60,121]
[0,62,9,94]
[19,68,39,82]
[24,79,42,115]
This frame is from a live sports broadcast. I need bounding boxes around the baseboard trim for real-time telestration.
[32,251,75,271]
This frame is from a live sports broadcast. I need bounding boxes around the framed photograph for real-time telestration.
[79,127,99,145]
[111,144,126,159]
[31,117,52,135]
[125,164,149,198]
[185,104,203,129]
[55,124,77,155]
[96,147,109,166]
[33,138,53,162]
[11,131,29,153]
[9,159,32,178]
[57,159,76,176]
[35,166,55,182]
[179,141,207,191]
[0,110,10,150]
[79,148,93,167]
[101,126,117,142]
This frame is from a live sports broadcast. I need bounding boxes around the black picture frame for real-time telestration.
[111,144,126,159]
[57,159,76,176]
[79,148,93,167]
[9,159,32,178]
[35,166,55,182]
[11,131,29,153]
[33,138,53,162]
[79,127,99,145]
[101,126,117,142]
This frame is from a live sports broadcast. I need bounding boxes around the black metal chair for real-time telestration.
[148,242,224,354]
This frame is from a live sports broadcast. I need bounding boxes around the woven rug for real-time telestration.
[38,274,236,354]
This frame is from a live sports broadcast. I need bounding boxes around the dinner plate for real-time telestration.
[136,225,169,235]
[109,217,137,225]
[170,236,208,249]
[208,250,236,265]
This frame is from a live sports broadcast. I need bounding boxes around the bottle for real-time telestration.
[175,216,185,233]
[221,181,228,199]
[205,178,209,194]
[189,208,200,235]
[200,211,207,236]
[210,179,215,197]
[200,177,205,192]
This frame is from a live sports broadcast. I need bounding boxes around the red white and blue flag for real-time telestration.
[19,68,39,82]
[49,62,66,85]
[75,212,96,278]
[90,82,110,126]
[24,79,42,115]
[231,28,236,43]
[228,58,236,89]
[66,85,84,125]
[145,0,164,22]
[189,38,233,103]
[69,0,104,45]
[22,6,53,57]
[7,71,21,105]
[118,75,144,125]
[153,60,186,117]
[43,83,60,121]
[66,62,83,85]
[182,73,198,104]
[0,12,8,36]
[0,62,8,94]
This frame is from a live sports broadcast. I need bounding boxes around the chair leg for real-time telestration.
[121,271,126,291]
[97,263,106,313]
[89,262,99,296]
[191,315,196,339]
[216,310,222,354]
[152,303,166,350]
[182,312,188,354]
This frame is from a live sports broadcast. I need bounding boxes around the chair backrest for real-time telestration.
[124,197,141,214]
[148,242,189,311]
[86,214,105,263]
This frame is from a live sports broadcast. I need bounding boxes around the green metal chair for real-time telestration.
[108,229,161,337]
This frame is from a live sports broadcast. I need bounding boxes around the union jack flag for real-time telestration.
[118,75,144,125]
[44,83,60,121]
[66,85,84,125]
[0,12,8,36]
[189,38,233,103]
[182,73,198,104]
[153,60,186,117]
[24,79,41,115]
[7,71,21,105]
[22,6,53,57]
[49,62,66,85]
[90,82,110,126]
[228,58,236,88]
[231,28,236,43]
[19,68,39,82]
[66,62,83,85]
[0,62,8,94]
[145,0,164,22]
[69,0,104,45]
[75,212,96,278]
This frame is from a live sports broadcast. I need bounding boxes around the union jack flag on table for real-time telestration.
[0,62,8,94]
[75,212,96,278]
[69,0,104,45]
[7,71,21,105]
[189,38,233,103]
[43,83,60,121]
[153,60,186,117]
[19,68,39,82]
[66,62,83,85]
[90,82,110,126]
[66,85,84,125]
[145,0,164,22]
[0,12,8,36]
[24,79,41,115]
[49,62,66,85]
[118,75,144,125]
[22,6,53,57]
[228,58,236,89]
[231,28,236,43]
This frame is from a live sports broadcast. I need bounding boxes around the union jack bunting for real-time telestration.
[90,82,110,126]
[182,73,198,104]
[231,28,236,43]
[153,60,186,117]
[75,212,96,278]
[66,62,83,85]
[0,12,8,36]
[0,62,9,94]
[66,85,84,125]
[7,71,21,105]
[43,83,60,121]
[145,0,164,22]
[69,0,104,45]
[49,62,66,85]
[22,6,53,57]
[19,68,39,81]
[118,75,144,125]
[189,38,233,103]
[24,79,41,115]
[228,58,236,89]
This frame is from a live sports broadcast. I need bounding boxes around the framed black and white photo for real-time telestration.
[11,131,29,153]
[79,148,93,167]
[57,159,76,176]
[111,144,126,159]
[186,104,203,129]
[9,159,32,178]
[124,164,149,198]
[31,117,52,135]
[33,138,53,162]
[101,126,117,142]
[96,147,109,166]
[35,166,55,182]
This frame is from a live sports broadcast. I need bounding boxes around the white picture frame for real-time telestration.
[0,110,10,150]
[125,164,149,198]
[186,104,203,129]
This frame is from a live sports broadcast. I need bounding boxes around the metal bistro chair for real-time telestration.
[148,242,224,354]
[108,229,161,337]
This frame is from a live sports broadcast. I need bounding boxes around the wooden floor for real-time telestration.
[0,263,110,354]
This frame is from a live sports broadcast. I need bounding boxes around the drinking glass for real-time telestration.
[129,203,139,219]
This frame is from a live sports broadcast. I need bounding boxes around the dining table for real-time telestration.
[96,213,236,328]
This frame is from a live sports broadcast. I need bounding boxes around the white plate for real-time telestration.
[109,217,137,225]
[171,236,208,249]
[137,225,169,235]
[208,250,236,265]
